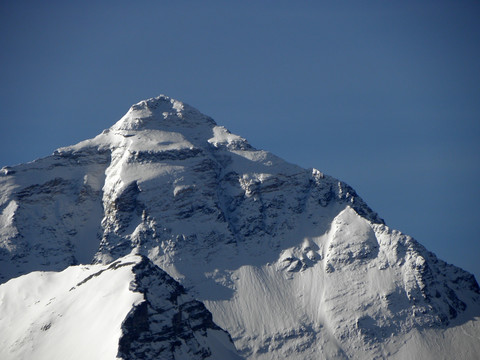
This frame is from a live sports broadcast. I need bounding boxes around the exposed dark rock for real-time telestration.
[127,148,203,163]
[117,256,237,360]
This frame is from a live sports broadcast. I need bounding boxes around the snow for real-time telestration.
[0,254,143,360]
[199,206,480,359]
[205,329,244,360]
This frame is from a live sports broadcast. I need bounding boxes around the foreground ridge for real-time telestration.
[0,254,241,360]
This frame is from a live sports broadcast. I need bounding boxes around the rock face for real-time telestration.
[118,255,240,360]
[1,95,479,359]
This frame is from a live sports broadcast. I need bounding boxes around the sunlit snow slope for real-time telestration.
[1,95,479,359]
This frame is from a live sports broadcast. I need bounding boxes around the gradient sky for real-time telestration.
[1,1,479,280]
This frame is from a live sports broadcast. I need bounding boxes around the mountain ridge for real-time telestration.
[0,253,240,360]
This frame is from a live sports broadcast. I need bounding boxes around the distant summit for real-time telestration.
[110,95,216,131]
[1,95,479,359]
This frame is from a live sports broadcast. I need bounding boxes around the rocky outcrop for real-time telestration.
[118,255,240,360]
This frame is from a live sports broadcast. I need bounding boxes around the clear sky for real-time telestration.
[1,1,479,280]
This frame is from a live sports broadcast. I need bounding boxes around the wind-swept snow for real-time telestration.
[0,255,142,360]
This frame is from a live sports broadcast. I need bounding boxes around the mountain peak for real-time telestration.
[110,95,216,132]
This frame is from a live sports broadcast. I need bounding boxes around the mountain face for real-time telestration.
[1,95,479,359]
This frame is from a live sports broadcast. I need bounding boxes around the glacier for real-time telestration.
[1,95,479,359]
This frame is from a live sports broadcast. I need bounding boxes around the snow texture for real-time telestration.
[1,95,479,359]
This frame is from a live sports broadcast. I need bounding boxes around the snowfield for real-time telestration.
[0,255,143,360]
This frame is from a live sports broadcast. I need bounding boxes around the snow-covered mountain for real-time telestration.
[1,95,479,359]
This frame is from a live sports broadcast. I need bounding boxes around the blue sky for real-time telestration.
[1,1,479,280]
